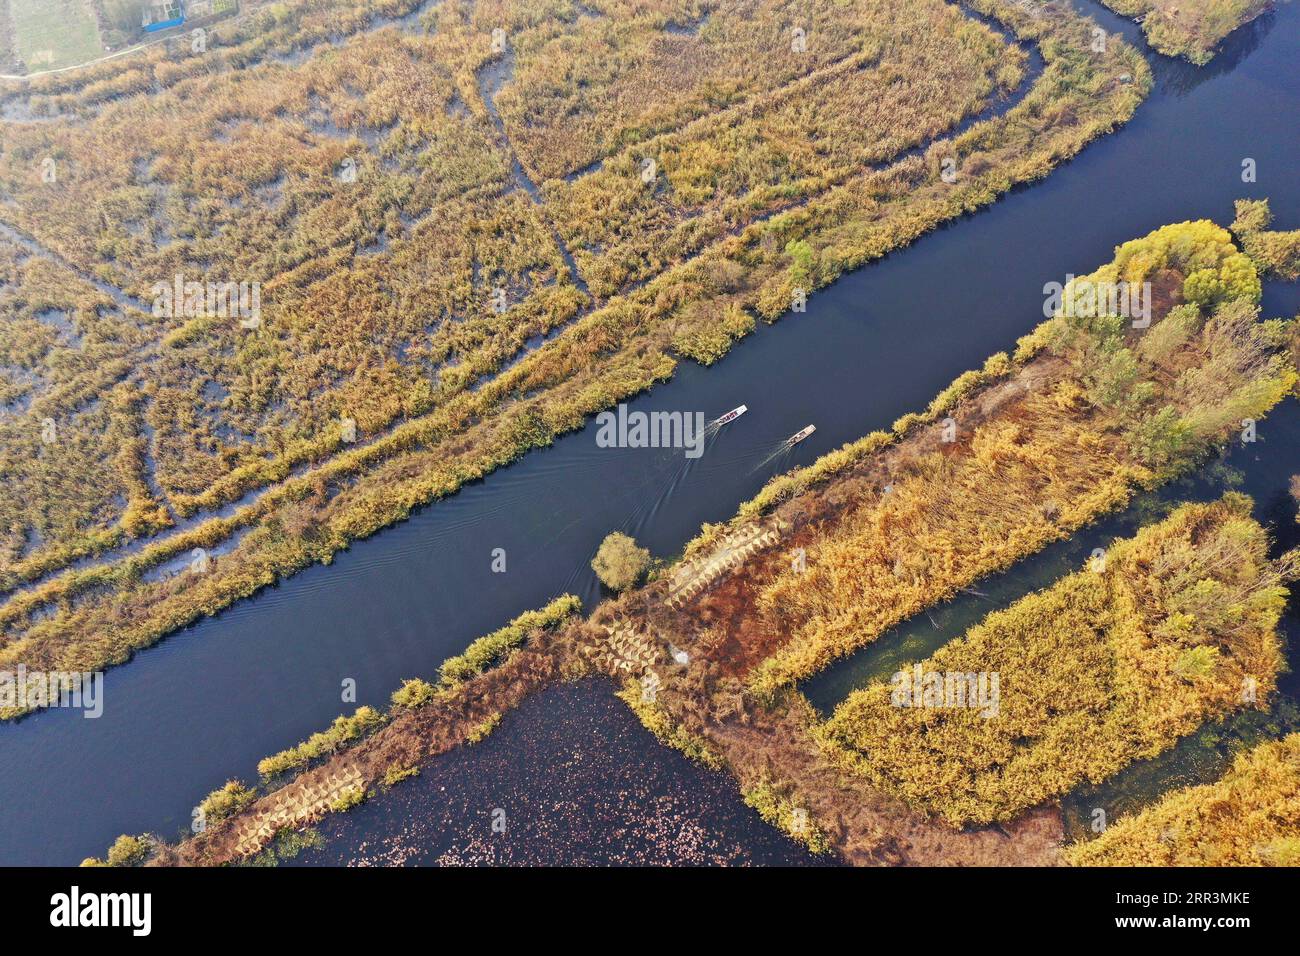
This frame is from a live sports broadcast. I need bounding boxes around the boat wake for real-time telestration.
[752,424,816,472]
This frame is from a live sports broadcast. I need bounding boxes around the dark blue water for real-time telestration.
[1,0,1297,865]
[286,678,832,866]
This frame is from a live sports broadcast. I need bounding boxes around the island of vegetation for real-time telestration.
[1097,0,1271,64]
[817,495,1288,827]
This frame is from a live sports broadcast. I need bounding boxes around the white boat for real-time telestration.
[787,424,816,446]
[713,404,748,427]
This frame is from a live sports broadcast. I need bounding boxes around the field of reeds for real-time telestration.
[1065,732,1300,865]
[0,0,1151,713]
[817,495,1290,826]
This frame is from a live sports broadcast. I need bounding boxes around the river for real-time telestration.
[0,0,1297,865]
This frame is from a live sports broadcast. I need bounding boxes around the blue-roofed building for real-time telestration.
[142,1,186,33]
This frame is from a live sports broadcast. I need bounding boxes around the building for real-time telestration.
[142,1,186,32]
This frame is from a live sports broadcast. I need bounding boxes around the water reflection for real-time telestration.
[1149,11,1276,97]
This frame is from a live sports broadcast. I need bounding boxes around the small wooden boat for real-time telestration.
[714,404,748,427]
[787,424,816,446]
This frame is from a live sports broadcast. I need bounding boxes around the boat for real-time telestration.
[787,424,816,446]
[713,404,748,427]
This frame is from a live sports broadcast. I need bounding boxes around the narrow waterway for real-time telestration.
[0,0,1297,865]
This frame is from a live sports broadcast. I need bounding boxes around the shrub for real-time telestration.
[390,678,437,709]
[1234,199,1300,281]
[1232,198,1273,235]
[466,713,501,744]
[591,532,650,592]
[329,786,367,813]
[672,302,756,365]
[257,706,386,779]
[741,779,831,854]
[81,833,152,868]
[438,595,580,686]
[383,764,419,787]
[106,834,152,866]
[198,780,258,825]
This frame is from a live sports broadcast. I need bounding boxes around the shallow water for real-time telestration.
[286,678,831,866]
[1,0,1297,865]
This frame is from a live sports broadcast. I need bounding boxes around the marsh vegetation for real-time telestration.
[127,216,1300,866]
[0,0,1148,710]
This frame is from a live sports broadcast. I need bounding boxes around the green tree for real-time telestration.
[1087,347,1140,408]
[592,532,650,591]
[1127,406,1192,469]
[1182,268,1224,308]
